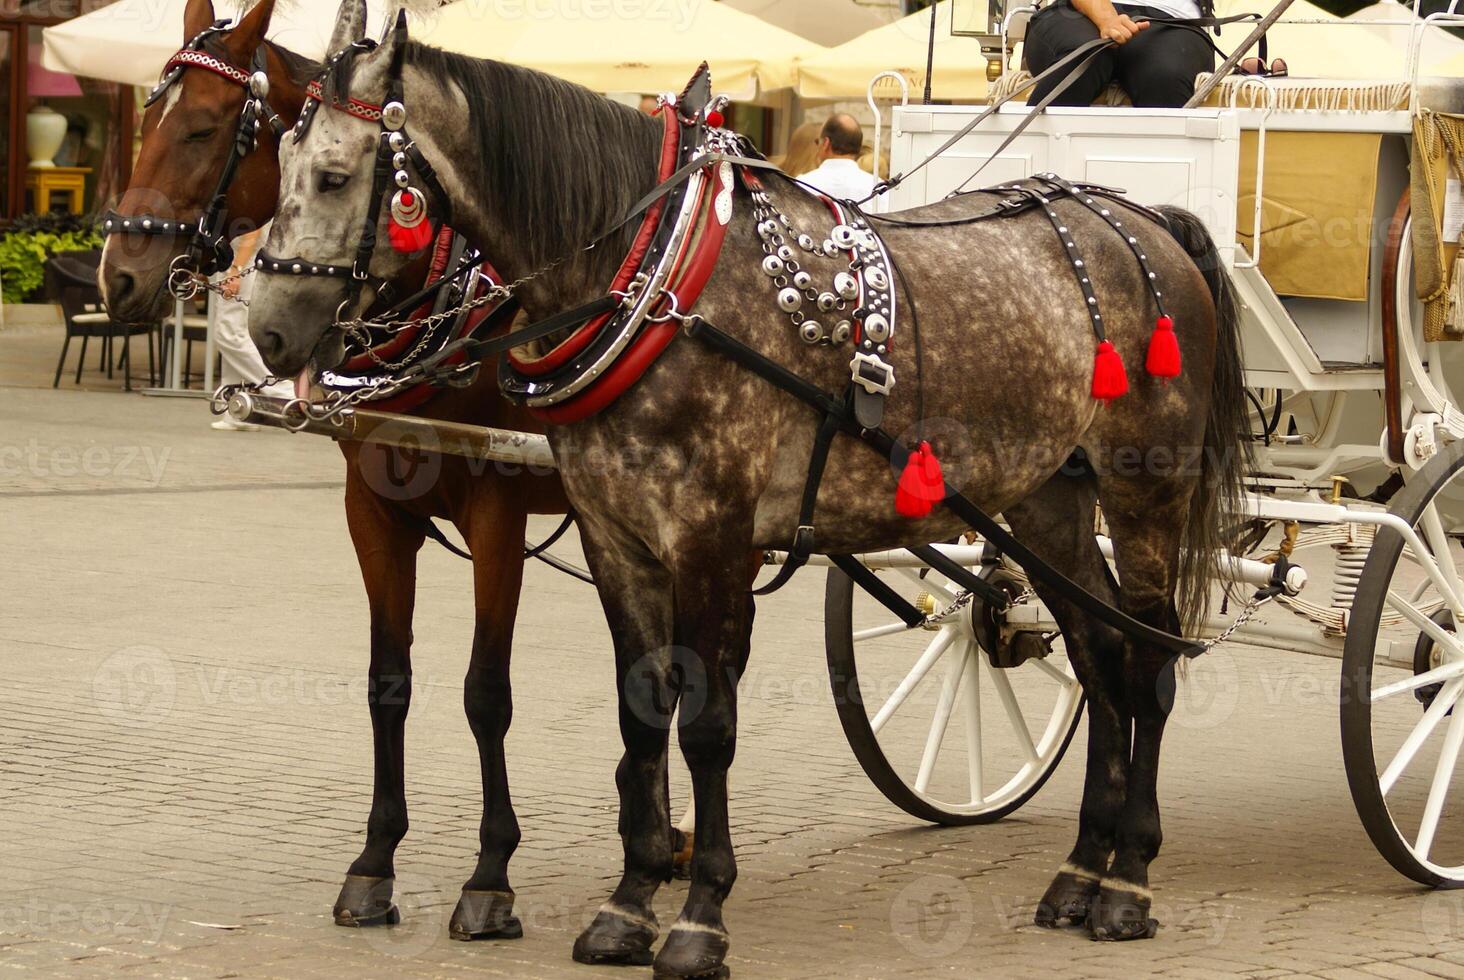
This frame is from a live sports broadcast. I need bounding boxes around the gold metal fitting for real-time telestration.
[1330,475,1351,505]
[914,592,937,617]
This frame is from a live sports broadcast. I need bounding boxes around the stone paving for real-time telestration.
[6,364,1464,978]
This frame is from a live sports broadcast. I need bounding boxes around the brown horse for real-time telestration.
[98,0,585,939]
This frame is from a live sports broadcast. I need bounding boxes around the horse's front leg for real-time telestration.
[334,469,425,927]
[450,493,529,941]
[652,538,753,980]
[572,523,678,968]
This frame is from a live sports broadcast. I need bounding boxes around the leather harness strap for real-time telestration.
[680,315,1206,658]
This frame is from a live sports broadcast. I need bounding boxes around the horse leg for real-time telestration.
[1003,471,1130,929]
[334,470,425,927]
[450,495,529,941]
[1088,477,1193,941]
[572,525,678,967]
[653,539,753,980]
[670,588,751,881]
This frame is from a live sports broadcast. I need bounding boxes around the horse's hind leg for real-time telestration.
[572,523,678,968]
[450,494,530,941]
[334,469,425,928]
[1088,474,1194,941]
[1004,469,1129,929]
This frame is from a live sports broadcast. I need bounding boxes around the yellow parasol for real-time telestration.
[795,0,989,101]
[413,0,822,101]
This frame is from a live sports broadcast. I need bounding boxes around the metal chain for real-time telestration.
[1203,593,1273,651]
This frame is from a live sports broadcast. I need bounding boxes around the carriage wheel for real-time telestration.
[825,558,1084,825]
[1343,439,1464,886]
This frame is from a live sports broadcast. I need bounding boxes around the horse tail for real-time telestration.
[1157,205,1251,632]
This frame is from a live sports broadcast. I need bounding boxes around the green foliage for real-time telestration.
[0,215,103,304]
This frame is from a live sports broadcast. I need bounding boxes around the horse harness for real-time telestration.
[263,45,1256,657]
[102,19,288,286]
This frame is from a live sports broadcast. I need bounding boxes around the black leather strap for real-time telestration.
[754,405,844,596]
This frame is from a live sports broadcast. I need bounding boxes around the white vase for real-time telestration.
[26,105,67,169]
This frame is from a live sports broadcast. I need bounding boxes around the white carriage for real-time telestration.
[816,2,1464,888]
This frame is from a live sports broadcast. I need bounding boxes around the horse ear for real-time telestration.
[327,0,369,56]
[222,0,278,62]
[183,0,216,42]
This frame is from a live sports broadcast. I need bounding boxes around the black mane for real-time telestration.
[404,42,663,268]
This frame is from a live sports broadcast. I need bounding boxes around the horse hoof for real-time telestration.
[449,889,523,941]
[572,906,658,966]
[652,922,730,979]
[1088,885,1158,941]
[1090,917,1159,942]
[672,829,695,881]
[1034,870,1101,928]
[333,875,400,928]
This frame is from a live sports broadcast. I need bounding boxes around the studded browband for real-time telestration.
[104,20,285,277]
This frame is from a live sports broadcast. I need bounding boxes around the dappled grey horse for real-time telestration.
[248,2,1248,974]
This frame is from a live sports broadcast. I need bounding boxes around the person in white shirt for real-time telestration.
[796,114,878,203]
[210,224,293,431]
[1024,0,1214,108]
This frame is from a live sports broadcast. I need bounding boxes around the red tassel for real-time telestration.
[1146,315,1182,379]
[1091,340,1129,403]
[895,441,945,519]
[706,109,725,128]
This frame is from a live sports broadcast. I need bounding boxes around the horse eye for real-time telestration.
[184,127,217,143]
[318,172,350,192]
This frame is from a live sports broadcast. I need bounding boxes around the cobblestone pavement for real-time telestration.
[7,382,1464,979]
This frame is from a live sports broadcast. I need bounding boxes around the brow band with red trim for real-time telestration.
[305,79,383,122]
[164,49,252,89]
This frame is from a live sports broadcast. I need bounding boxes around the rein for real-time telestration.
[103,19,288,290]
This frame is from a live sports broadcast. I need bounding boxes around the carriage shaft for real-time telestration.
[225,392,556,469]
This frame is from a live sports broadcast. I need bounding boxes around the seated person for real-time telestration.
[1024,0,1215,108]
[798,113,878,202]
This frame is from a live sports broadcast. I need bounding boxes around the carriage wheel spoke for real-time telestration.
[962,645,984,805]
[1372,657,1464,703]
[897,566,954,600]
[1384,590,1464,664]
[987,656,1039,763]
[1420,503,1464,620]
[1380,677,1464,796]
[854,620,918,644]
[871,628,957,735]
[1415,693,1464,861]
[1030,653,1078,688]
[914,640,970,794]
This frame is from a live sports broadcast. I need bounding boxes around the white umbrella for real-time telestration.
[42,0,406,88]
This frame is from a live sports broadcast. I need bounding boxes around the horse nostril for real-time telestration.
[258,330,285,362]
[104,270,135,308]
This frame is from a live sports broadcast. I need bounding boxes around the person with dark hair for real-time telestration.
[798,112,877,202]
[1024,0,1215,108]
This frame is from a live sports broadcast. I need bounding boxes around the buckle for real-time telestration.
[791,524,816,558]
[849,351,895,396]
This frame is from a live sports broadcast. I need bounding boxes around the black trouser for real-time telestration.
[1025,2,1215,108]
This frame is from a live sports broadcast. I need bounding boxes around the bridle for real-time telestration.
[102,19,287,294]
[253,14,453,324]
